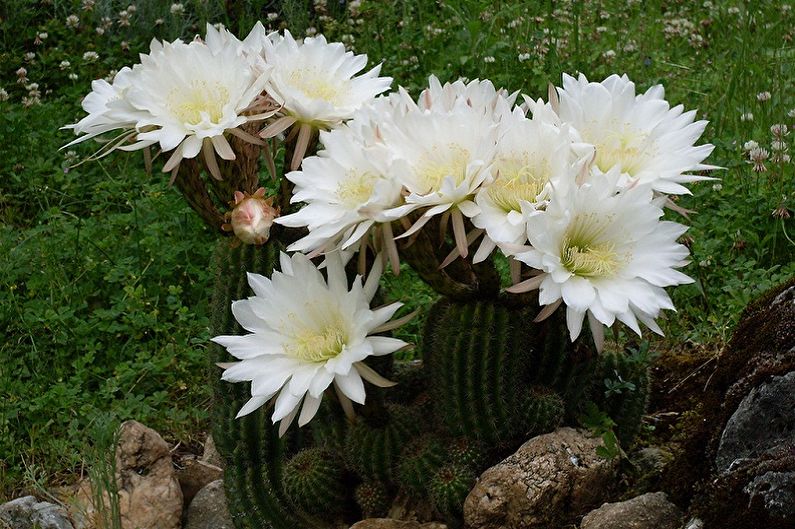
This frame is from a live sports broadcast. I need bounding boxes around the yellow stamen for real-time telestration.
[337,171,377,208]
[417,144,470,193]
[286,325,347,363]
[287,68,346,105]
[169,80,229,124]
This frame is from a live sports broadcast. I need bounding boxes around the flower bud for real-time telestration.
[224,188,279,245]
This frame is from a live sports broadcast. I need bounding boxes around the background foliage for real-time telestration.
[1,0,793,500]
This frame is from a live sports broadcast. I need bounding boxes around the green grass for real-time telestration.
[1,0,794,500]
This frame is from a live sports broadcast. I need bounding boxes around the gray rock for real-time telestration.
[715,371,795,472]
[580,492,683,529]
[463,427,618,529]
[349,520,447,529]
[201,435,224,469]
[176,456,223,507]
[744,470,795,519]
[183,480,233,529]
[0,496,74,529]
[115,420,183,529]
[682,518,703,529]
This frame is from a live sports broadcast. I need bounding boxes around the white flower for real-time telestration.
[212,252,408,435]
[64,25,273,176]
[380,94,498,257]
[261,30,392,129]
[556,73,717,194]
[416,75,517,122]
[276,115,403,255]
[510,170,694,349]
[82,51,99,62]
[471,105,592,262]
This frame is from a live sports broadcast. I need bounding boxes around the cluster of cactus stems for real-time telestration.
[208,237,651,528]
[188,99,651,529]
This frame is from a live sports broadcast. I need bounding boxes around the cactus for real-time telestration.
[210,240,316,529]
[521,387,565,437]
[282,448,348,516]
[397,434,447,494]
[354,480,391,518]
[344,403,423,483]
[429,464,476,524]
[447,437,485,470]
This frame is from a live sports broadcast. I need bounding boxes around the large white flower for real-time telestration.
[381,98,498,257]
[471,105,593,262]
[417,75,517,122]
[510,170,694,349]
[212,252,408,435]
[261,30,392,129]
[64,25,272,177]
[275,120,403,256]
[556,73,717,194]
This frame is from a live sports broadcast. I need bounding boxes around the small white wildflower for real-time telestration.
[118,11,130,26]
[757,91,771,102]
[770,123,789,139]
[66,14,80,28]
[749,147,769,172]
[602,49,616,59]
[127,4,136,13]
[38,32,48,40]
[81,0,95,10]
[699,259,711,268]
[267,12,278,21]
[170,3,184,15]
[771,140,787,152]
[154,18,164,25]
[518,52,531,62]
[305,26,317,36]
[22,95,41,107]
[59,60,71,70]
[623,40,638,52]
[95,27,105,35]
[743,140,759,151]
[596,26,608,33]
[728,6,740,14]
[24,52,35,62]
[68,73,79,81]
[0,89,8,102]
[712,183,723,191]
[83,51,99,62]
[740,112,754,122]
[483,55,496,63]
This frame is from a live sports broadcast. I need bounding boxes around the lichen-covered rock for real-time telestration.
[463,427,618,529]
[349,520,447,529]
[0,496,74,529]
[115,420,183,529]
[715,371,795,472]
[183,479,233,529]
[580,492,683,529]
[744,470,795,519]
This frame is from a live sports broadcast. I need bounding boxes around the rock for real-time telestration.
[176,455,223,506]
[349,520,447,529]
[183,480,233,529]
[682,519,703,529]
[743,470,795,519]
[0,496,74,529]
[201,434,224,468]
[463,427,618,529]
[115,420,183,529]
[580,492,683,529]
[715,371,795,472]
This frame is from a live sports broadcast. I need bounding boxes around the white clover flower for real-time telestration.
[0,89,8,102]
[261,30,391,130]
[82,51,99,62]
[64,25,273,177]
[59,60,71,70]
[757,91,771,102]
[68,73,79,81]
[743,140,759,151]
[740,112,754,122]
[471,105,593,262]
[212,251,408,435]
[556,73,717,194]
[170,3,184,15]
[509,170,693,350]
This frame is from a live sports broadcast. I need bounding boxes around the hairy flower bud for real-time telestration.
[223,188,279,245]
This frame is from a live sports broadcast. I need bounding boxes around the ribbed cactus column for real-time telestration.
[209,239,317,529]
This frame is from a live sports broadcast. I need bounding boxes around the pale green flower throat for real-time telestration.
[560,215,621,277]
[286,325,347,363]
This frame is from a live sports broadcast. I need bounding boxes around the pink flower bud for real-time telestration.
[224,188,279,245]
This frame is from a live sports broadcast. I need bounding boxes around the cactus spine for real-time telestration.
[282,448,348,516]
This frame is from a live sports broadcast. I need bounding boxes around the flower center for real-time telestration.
[417,144,470,193]
[488,158,550,212]
[560,214,622,277]
[286,325,347,363]
[593,126,652,176]
[169,80,229,125]
[287,68,346,105]
[336,171,377,208]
